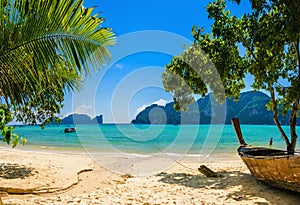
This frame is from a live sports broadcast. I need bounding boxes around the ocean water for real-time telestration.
[4,124,299,155]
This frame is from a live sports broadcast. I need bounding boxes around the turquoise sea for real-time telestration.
[3,124,299,154]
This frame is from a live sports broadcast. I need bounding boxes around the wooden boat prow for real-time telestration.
[231,118,300,192]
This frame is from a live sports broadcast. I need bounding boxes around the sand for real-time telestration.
[0,147,299,205]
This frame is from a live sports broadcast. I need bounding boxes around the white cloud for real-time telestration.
[75,103,93,114]
[136,105,148,115]
[153,99,167,106]
[64,103,94,117]
[115,63,124,69]
[135,99,168,116]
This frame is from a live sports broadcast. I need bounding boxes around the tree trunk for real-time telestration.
[289,99,299,153]
[269,86,291,151]
[289,40,300,153]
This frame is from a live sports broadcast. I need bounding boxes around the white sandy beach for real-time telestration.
[0,147,299,205]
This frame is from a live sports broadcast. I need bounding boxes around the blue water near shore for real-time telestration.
[3,124,299,154]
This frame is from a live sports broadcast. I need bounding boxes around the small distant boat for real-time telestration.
[64,126,76,133]
[231,118,300,192]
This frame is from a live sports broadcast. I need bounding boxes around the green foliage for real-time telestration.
[0,107,26,148]
[0,104,12,127]
[162,0,300,152]
[0,0,115,132]
[162,44,227,111]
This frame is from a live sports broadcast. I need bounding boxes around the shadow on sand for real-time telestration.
[0,163,38,179]
[157,170,300,204]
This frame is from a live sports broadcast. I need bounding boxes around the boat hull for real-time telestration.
[64,128,76,133]
[238,146,300,192]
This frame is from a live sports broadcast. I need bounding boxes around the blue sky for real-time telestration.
[61,0,253,123]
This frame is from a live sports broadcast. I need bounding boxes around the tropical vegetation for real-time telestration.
[0,0,115,147]
[162,0,300,153]
[132,91,299,125]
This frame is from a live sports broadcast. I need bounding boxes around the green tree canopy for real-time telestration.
[0,0,115,146]
[162,0,300,153]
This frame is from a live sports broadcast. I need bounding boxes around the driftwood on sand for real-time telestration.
[198,165,223,178]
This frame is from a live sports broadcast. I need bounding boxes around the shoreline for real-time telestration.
[1,147,300,204]
[0,144,239,162]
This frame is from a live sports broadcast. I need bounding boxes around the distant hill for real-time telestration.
[60,114,103,125]
[132,91,296,125]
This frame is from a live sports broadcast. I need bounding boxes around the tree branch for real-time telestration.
[293,40,300,78]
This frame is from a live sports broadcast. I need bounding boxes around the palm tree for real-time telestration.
[0,0,115,148]
[0,0,116,125]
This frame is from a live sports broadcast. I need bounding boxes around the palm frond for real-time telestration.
[0,0,116,124]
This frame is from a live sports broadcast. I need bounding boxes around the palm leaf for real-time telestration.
[0,0,115,124]
[0,0,115,105]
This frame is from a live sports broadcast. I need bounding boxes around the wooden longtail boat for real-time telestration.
[231,118,300,192]
[64,127,76,133]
